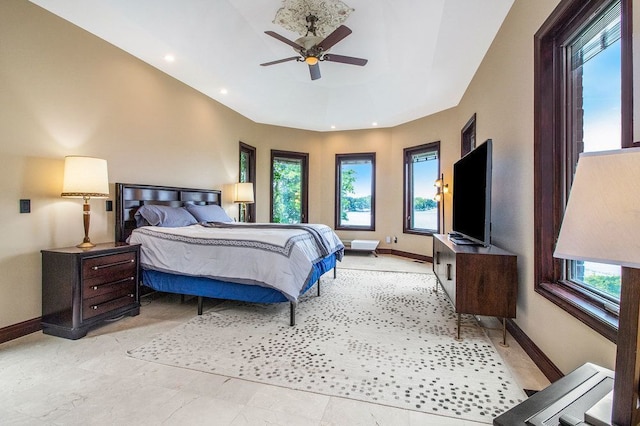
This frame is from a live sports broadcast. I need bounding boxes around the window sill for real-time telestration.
[537,282,618,343]
[403,229,437,236]
[335,226,375,232]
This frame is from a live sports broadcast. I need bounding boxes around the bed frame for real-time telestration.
[115,182,336,325]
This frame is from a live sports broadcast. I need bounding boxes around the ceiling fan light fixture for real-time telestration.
[305,56,319,65]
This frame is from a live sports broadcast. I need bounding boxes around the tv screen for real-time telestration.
[451,139,492,246]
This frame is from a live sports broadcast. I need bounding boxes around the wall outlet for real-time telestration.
[385,236,391,243]
[394,236,398,243]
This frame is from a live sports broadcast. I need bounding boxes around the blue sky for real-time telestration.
[582,38,621,152]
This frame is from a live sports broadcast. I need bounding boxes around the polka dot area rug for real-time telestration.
[127,269,525,424]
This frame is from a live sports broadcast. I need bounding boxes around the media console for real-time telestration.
[432,234,517,344]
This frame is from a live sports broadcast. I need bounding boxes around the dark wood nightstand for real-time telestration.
[41,243,140,339]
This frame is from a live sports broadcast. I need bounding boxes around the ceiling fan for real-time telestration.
[260,15,368,81]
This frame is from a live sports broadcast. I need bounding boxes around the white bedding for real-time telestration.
[128,223,344,301]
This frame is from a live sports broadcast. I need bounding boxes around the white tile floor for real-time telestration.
[0,253,549,425]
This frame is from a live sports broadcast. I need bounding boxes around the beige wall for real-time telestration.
[1,0,617,375]
[451,0,617,372]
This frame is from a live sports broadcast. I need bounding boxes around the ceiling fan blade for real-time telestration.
[309,63,321,80]
[260,56,300,66]
[324,54,368,66]
[317,25,352,51]
[264,31,303,50]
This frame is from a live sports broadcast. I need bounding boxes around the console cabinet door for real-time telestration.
[433,237,456,305]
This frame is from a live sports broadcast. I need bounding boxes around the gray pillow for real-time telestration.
[185,203,233,223]
[134,205,198,227]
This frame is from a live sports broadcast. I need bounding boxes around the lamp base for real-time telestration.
[76,241,96,249]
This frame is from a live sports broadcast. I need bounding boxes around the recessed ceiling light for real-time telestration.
[372,122,378,126]
[331,125,336,129]
[164,54,175,62]
[220,88,228,95]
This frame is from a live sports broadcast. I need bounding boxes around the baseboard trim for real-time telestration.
[376,248,432,263]
[0,317,42,345]
[505,318,564,383]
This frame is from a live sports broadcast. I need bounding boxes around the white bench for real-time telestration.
[349,239,380,257]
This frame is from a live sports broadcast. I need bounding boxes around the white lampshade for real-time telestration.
[233,182,254,204]
[61,156,109,198]
[554,147,640,268]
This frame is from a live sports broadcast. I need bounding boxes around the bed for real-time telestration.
[115,183,344,325]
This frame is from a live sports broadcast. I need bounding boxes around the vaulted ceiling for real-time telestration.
[30,0,514,132]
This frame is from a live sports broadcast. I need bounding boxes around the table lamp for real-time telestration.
[554,147,640,425]
[61,156,109,248]
[233,182,254,222]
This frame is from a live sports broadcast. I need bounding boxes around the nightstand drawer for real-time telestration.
[83,291,136,320]
[84,275,137,298]
[82,252,137,281]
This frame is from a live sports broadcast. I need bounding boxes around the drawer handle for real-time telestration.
[446,263,452,280]
[435,251,440,265]
[90,294,135,310]
[90,276,135,290]
[91,259,135,271]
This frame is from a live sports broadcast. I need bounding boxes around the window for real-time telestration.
[461,114,476,157]
[239,142,256,222]
[335,153,375,231]
[271,150,308,223]
[534,0,632,341]
[403,142,440,234]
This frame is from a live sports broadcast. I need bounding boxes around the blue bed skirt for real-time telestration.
[141,253,338,304]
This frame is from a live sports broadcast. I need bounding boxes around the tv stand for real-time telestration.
[433,234,517,344]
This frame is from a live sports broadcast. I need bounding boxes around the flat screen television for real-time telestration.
[451,139,492,246]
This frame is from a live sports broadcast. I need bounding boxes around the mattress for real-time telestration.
[128,222,344,302]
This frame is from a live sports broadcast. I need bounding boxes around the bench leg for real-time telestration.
[197,296,203,315]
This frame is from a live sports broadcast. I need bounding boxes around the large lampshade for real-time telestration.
[233,182,255,204]
[61,156,109,198]
[61,156,109,248]
[554,147,640,268]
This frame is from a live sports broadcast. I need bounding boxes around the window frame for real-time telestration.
[533,0,633,343]
[403,141,440,236]
[239,142,256,223]
[461,114,476,157]
[334,152,376,231]
[270,149,309,224]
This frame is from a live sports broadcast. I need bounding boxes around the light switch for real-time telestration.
[20,199,30,213]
